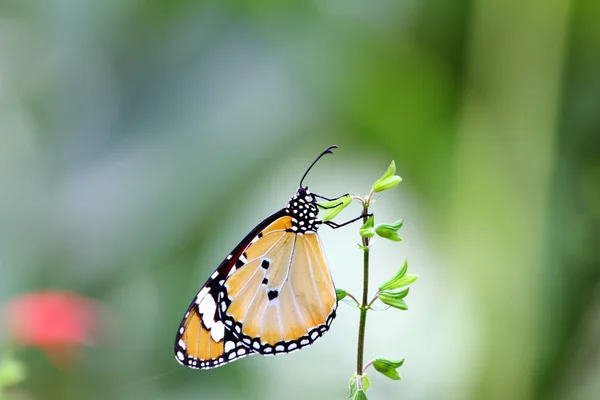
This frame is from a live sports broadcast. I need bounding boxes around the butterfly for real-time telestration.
[174,145,362,369]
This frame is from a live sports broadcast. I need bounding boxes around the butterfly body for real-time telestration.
[174,187,337,370]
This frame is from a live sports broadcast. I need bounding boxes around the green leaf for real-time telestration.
[336,288,347,301]
[375,220,403,242]
[386,219,404,230]
[379,260,406,290]
[319,195,352,222]
[379,261,418,291]
[373,176,402,192]
[348,375,357,398]
[360,215,375,238]
[381,160,396,180]
[373,358,405,380]
[354,389,368,400]
[378,290,409,310]
[392,274,418,289]
[348,374,370,398]
[360,374,370,392]
[357,243,370,251]
[372,161,402,192]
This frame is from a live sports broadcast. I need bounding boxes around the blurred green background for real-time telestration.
[1,0,599,399]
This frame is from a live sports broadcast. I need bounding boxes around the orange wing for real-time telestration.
[175,307,251,369]
[174,211,288,369]
[175,203,338,368]
[223,231,337,355]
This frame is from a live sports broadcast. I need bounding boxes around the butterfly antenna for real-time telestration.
[299,145,338,188]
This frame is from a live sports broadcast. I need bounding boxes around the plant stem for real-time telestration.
[362,359,375,374]
[356,201,370,376]
[366,290,380,309]
[345,292,361,308]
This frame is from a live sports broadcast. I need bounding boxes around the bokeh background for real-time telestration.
[1,0,599,399]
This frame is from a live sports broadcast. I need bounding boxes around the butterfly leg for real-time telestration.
[315,193,350,209]
[317,202,344,210]
[324,214,371,229]
[314,193,349,202]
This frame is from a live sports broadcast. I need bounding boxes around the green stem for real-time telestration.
[356,202,370,376]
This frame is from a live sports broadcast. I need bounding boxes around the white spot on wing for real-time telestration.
[196,287,210,303]
[176,351,185,361]
[199,296,216,328]
[211,321,225,342]
[224,341,236,353]
[178,339,186,350]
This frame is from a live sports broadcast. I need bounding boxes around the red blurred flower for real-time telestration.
[3,291,112,367]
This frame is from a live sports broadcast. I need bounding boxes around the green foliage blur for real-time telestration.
[1,0,599,399]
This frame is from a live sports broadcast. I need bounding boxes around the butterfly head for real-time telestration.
[286,145,338,233]
[285,187,321,233]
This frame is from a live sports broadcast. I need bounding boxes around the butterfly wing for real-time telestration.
[175,310,250,369]
[174,210,286,369]
[222,219,337,355]
[175,206,337,368]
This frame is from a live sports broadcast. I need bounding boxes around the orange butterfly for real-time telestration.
[174,145,361,369]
